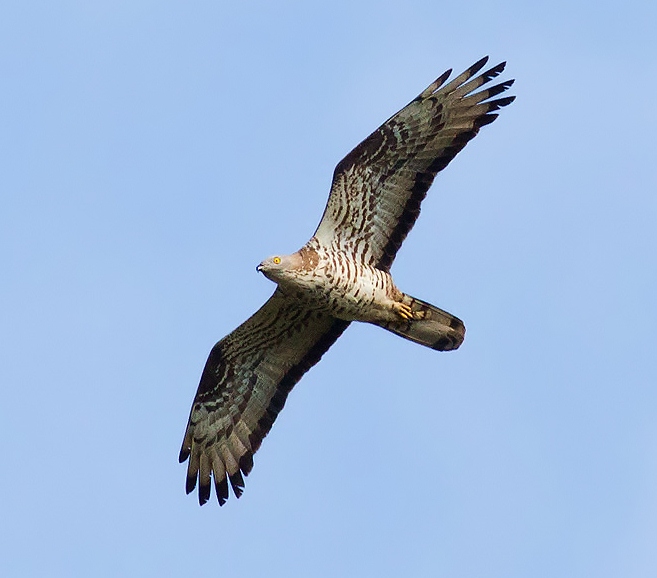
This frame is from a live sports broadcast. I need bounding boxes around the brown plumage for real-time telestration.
[180,56,515,505]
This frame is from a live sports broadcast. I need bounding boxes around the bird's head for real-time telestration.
[256,253,302,284]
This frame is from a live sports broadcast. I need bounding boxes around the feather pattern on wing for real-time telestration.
[179,289,349,505]
[313,56,515,270]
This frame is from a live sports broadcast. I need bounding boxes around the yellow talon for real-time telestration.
[395,302,414,321]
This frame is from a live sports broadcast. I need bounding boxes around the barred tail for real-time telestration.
[377,295,465,351]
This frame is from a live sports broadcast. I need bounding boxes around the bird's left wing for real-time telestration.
[180,289,350,505]
[313,56,515,271]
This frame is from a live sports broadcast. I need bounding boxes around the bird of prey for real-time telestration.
[180,56,515,506]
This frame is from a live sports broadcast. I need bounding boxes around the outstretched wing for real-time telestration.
[179,290,349,505]
[313,56,515,271]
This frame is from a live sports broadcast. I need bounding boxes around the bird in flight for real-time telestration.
[180,56,515,506]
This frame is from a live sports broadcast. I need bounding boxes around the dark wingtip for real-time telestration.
[416,68,452,101]
[470,56,490,76]
[179,446,190,463]
[239,452,254,476]
[488,95,516,111]
[482,79,515,101]
[474,113,498,128]
[216,477,229,506]
[434,68,452,88]
[185,473,197,495]
[451,128,478,146]
[199,482,211,506]
[482,61,506,80]
[230,471,245,499]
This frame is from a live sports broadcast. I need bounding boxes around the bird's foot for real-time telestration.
[393,302,414,321]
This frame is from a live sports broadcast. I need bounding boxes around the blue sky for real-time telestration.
[2,1,656,576]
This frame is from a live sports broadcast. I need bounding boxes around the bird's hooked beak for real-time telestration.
[256,263,263,273]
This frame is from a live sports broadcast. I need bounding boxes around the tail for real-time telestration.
[377,295,465,351]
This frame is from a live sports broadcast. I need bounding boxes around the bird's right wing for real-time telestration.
[314,57,515,271]
[179,289,350,505]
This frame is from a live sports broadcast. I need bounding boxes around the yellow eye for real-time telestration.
[273,256,281,264]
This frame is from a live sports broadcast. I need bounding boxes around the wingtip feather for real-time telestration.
[469,56,490,76]
[198,481,211,505]
[239,452,254,476]
[487,95,516,111]
[185,472,197,495]
[229,471,245,499]
[483,61,506,80]
[419,68,452,99]
[434,68,452,88]
[474,113,499,128]
[215,477,229,506]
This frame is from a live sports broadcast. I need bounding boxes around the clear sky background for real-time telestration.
[2,2,656,577]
